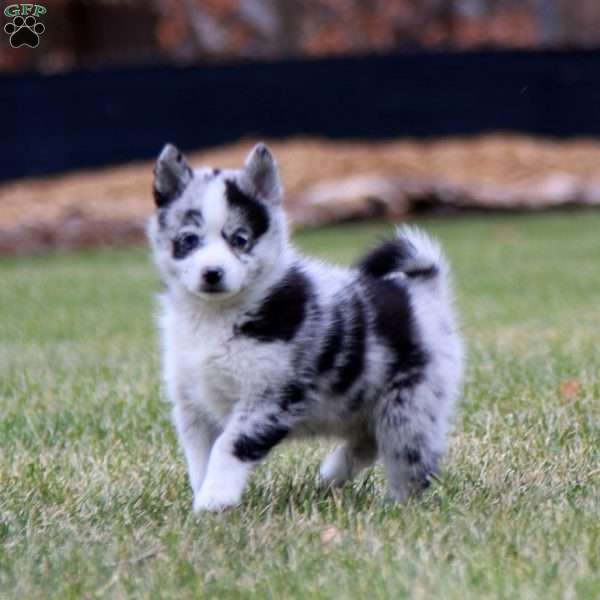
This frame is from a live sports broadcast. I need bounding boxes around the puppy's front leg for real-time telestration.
[194,405,290,513]
[173,403,219,499]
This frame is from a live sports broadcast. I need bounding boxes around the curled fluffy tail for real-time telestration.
[394,225,448,282]
[357,225,449,289]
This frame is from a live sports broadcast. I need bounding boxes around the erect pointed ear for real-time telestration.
[153,143,193,208]
[243,143,282,204]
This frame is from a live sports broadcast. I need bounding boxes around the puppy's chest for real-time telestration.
[173,316,290,417]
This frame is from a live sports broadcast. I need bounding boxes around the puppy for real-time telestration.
[148,143,463,512]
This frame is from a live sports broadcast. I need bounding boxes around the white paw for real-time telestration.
[193,484,241,513]
[318,446,352,488]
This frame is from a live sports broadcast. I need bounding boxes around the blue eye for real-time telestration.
[173,233,199,259]
[230,229,250,250]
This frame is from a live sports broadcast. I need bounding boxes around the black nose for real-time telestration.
[202,267,224,286]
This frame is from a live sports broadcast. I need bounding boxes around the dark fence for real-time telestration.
[2,50,600,182]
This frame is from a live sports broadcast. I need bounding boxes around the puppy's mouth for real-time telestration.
[200,283,227,294]
[195,284,239,301]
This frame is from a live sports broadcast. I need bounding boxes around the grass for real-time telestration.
[1,211,599,599]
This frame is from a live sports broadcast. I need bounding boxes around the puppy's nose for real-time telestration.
[202,267,224,286]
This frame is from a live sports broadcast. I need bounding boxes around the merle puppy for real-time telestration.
[148,143,463,512]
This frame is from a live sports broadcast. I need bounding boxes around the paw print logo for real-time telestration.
[4,15,45,48]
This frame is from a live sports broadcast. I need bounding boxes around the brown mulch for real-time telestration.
[2,134,600,255]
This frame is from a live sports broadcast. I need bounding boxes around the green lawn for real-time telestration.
[1,211,599,599]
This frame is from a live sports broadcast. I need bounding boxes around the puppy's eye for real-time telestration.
[173,233,199,259]
[229,228,250,250]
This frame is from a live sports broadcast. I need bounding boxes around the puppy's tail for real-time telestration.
[357,225,450,293]
[394,225,449,284]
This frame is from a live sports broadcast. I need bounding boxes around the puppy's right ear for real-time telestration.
[153,143,193,208]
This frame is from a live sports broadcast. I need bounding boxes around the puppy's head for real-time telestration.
[148,143,286,303]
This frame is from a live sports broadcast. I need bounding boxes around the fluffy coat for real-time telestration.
[148,143,464,512]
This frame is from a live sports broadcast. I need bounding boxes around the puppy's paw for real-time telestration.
[193,484,241,513]
[318,446,352,488]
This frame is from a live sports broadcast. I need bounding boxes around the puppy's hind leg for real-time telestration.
[318,436,377,488]
[376,383,443,503]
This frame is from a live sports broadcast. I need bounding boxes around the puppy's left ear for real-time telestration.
[243,143,282,205]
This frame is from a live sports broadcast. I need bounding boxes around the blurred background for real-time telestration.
[4,0,600,72]
[2,0,600,253]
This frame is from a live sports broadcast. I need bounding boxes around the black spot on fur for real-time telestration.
[404,447,422,465]
[213,168,221,175]
[237,267,311,342]
[233,424,289,462]
[316,307,344,374]
[356,240,403,278]
[405,265,439,279]
[367,278,428,379]
[331,297,366,394]
[279,381,305,411]
[153,188,171,208]
[183,209,202,226]
[157,209,168,229]
[396,369,424,389]
[225,179,270,241]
